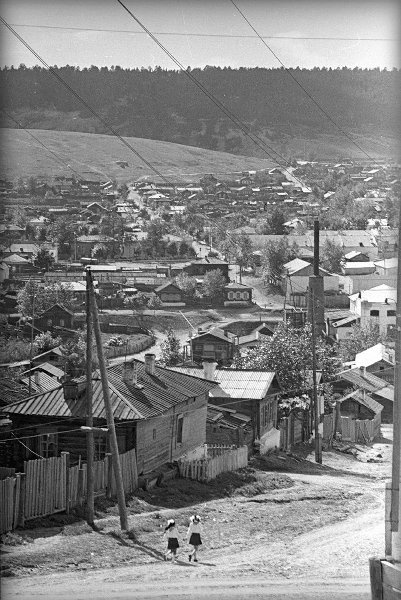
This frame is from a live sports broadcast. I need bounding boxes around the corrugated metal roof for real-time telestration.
[20,372,59,393]
[2,378,143,421]
[0,379,31,406]
[171,367,277,400]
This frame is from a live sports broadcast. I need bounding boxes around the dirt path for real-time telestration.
[2,470,385,600]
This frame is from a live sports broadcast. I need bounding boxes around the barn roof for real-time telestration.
[339,389,383,415]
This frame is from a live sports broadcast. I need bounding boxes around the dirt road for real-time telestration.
[2,467,385,600]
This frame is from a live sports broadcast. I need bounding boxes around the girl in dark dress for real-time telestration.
[187,515,202,562]
[164,519,179,562]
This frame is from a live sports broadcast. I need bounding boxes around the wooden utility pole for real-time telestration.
[391,223,401,562]
[87,269,128,531]
[311,290,322,464]
[85,269,95,527]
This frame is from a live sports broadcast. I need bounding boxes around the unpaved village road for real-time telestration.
[2,470,385,600]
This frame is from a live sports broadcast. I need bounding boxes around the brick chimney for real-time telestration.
[62,377,78,400]
[122,361,137,384]
[144,353,156,375]
[202,360,217,381]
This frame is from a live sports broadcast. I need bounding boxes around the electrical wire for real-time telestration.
[116,0,307,187]
[6,23,397,41]
[229,0,383,166]
[0,16,179,188]
[1,108,85,181]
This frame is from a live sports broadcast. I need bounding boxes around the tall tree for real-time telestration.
[321,239,344,274]
[159,328,182,366]
[17,280,74,317]
[233,322,340,395]
[201,269,226,300]
[33,247,55,271]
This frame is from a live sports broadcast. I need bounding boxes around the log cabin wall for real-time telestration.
[135,393,208,475]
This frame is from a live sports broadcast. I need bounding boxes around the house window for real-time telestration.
[94,435,107,461]
[152,428,156,440]
[243,292,249,300]
[236,292,241,300]
[370,310,379,317]
[176,415,184,444]
[39,433,58,458]
[47,318,53,326]
[60,319,65,327]
[387,310,396,317]
[228,292,234,300]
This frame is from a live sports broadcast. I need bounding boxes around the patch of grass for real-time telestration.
[1,532,34,546]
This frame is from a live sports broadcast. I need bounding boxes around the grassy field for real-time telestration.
[0,128,275,183]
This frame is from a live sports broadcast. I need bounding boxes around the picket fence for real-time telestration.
[340,416,377,443]
[178,445,248,483]
[0,448,138,534]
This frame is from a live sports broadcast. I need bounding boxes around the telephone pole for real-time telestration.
[85,269,95,527]
[390,222,401,562]
[87,269,128,531]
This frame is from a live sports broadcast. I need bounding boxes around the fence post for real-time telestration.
[62,452,70,515]
[77,467,85,506]
[106,452,113,499]
[18,473,26,528]
[385,481,392,557]
[13,474,21,530]
[369,557,383,600]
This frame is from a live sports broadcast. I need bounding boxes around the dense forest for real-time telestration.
[0,65,399,157]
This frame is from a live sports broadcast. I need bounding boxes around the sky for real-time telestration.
[0,0,400,70]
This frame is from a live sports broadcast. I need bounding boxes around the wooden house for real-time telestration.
[35,304,75,333]
[189,327,235,365]
[184,258,230,282]
[335,367,394,423]
[1,355,216,474]
[154,282,185,307]
[223,282,253,307]
[172,362,281,453]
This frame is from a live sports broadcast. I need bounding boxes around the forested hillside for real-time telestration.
[1,66,399,159]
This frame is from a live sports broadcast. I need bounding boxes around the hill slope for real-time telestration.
[0,128,275,183]
[1,66,399,162]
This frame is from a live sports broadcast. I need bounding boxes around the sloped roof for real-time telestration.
[0,379,31,406]
[225,282,253,290]
[338,367,389,393]
[20,372,60,394]
[284,258,312,276]
[2,377,143,421]
[3,254,30,264]
[21,362,64,379]
[170,366,278,400]
[339,389,383,415]
[350,285,396,303]
[154,282,182,293]
[107,360,217,418]
[355,343,395,368]
[191,327,234,343]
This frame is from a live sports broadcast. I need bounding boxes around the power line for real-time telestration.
[116,0,307,188]
[7,23,398,41]
[229,0,381,166]
[0,16,179,187]
[1,108,85,180]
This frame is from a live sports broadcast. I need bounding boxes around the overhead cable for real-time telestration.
[0,16,178,187]
[229,0,382,165]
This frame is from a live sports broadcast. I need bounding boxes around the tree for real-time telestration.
[233,322,340,395]
[60,330,87,377]
[175,272,197,299]
[17,280,75,317]
[147,294,162,310]
[48,216,76,258]
[32,331,62,355]
[201,269,226,300]
[219,232,253,277]
[261,238,298,284]
[339,323,386,362]
[258,207,287,235]
[91,244,108,260]
[321,239,344,274]
[159,328,182,366]
[33,247,55,271]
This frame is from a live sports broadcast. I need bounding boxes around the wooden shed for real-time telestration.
[338,389,383,443]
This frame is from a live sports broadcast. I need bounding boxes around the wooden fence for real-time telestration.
[0,448,138,534]
[178,445,248,483]
[339,416,377,443]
